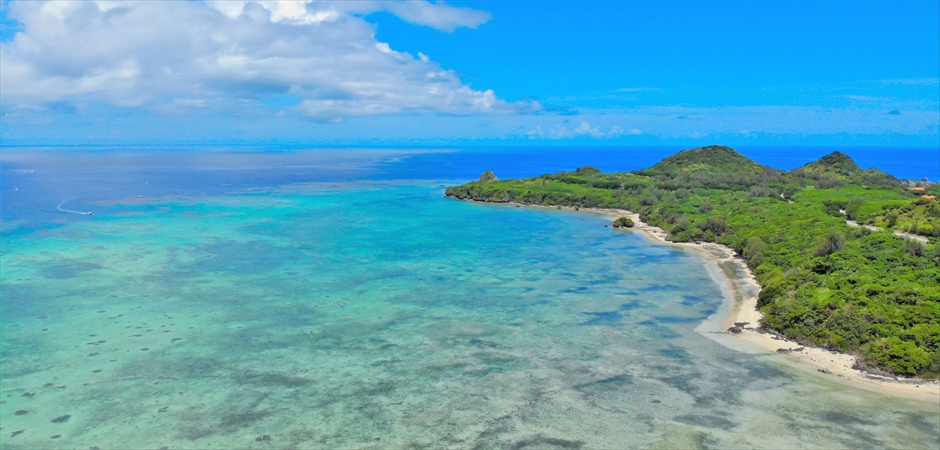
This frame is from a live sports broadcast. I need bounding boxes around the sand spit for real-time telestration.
[494,202,940,402]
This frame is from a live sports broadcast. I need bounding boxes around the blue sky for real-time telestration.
[1,1,938,147]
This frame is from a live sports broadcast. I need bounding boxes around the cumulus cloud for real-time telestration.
[0,1,533,121]
[527,120,625,139]
[573,121,603,138]
[525,125,544,138]
[209,1,491,31]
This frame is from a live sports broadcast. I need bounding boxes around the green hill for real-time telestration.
[793,151,863,179]
[649,145,764,175]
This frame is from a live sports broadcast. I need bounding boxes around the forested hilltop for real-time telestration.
[445,146,940,378]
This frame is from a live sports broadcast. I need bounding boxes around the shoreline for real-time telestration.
[491,201,940,402]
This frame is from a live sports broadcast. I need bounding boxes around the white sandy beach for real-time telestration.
[604,208,940,403]
[505,202,940,402]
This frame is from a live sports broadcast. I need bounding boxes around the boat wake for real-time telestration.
[57,197,92,216]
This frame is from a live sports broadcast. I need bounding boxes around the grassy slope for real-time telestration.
[445,147,940,378]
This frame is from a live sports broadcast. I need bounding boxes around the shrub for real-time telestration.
[824,203,843,217]
[748,186,776,198]
[575,165,601,174]
[816,177,847,189]
[743,236,767,266]
[814,230,845,257]
[844,199,864,221]
[700,216,729,235]
[863,337,930,376]
[905,239,925,257]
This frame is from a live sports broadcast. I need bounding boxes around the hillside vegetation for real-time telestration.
[446,146,940,378]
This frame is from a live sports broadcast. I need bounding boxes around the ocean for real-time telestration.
[1,146,938,449]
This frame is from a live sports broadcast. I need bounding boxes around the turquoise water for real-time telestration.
[1,149,938,449]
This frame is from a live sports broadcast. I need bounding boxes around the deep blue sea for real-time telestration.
[1,146,938,449]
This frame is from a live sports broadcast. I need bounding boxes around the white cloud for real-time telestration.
[875,78,940,86]
[574,121,603,137]
[206,1,490,31]
[515,104,939,141]
[532,120,627,139]
[525,125,544,138]
[382,1,492,32]
[843,95,877,101]
[4,102,937,145]
[614,87,663,93]
[549,123,572,139]
[842,94,893,102]
[0,1,532,121]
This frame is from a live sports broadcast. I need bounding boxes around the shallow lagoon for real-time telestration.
[1,149,938,449]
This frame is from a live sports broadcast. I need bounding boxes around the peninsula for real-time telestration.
[446,145,940,381]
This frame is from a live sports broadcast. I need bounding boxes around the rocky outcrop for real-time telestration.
[612,217,634,228]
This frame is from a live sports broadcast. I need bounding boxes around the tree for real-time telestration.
[700,216,728,235]
[743,236,767,266]
[814,230,845,257]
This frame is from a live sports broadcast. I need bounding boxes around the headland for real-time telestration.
[446,145,940,400]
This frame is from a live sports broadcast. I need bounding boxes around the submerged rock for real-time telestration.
[776,347,804,353]
[851,360,899,379]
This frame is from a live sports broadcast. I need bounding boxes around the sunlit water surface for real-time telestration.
[1,148,937,449]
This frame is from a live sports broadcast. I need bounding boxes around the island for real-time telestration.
[446,145,940,382]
